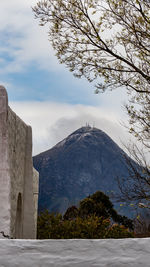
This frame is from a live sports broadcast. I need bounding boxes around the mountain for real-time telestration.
[33,126,135,216]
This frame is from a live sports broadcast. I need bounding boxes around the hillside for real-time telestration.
[33,126,135,216]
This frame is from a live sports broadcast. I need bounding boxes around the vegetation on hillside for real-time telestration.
[37,191,134,239]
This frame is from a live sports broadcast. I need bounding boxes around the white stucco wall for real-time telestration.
[0,86,39,239]
[33,168,39,236]
[0,238,150,266]
[0,86,11,237]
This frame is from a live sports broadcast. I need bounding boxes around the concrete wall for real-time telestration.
[33,168,39,236]
[0,238,150,266]
[0,85,39,239]
[0,86,11,236]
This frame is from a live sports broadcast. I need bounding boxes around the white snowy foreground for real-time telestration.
[0,238,150,267]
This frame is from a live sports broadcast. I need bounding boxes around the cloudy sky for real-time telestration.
[0,0,134,155]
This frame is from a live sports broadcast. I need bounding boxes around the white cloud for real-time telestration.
[0,0,61,74]
[0,0,129,110]
[9,101,134,156]
[1,1,137,158]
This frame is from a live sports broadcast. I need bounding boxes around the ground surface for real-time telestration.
[0,238,150,266]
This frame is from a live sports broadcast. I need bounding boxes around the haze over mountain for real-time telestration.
[33,126,135,216]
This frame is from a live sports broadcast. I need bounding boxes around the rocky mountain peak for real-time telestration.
[33,127,134,217]
[66,126,108,140]
[54,126,119,153]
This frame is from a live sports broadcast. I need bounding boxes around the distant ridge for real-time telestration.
[33,126,135,216]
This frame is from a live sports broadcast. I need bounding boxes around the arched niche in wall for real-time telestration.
[15,193,23,239]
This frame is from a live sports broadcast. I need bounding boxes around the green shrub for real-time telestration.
[37,191,134,239]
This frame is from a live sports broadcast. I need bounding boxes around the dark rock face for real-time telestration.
[33,126,133,216]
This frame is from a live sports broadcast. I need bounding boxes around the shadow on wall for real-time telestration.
[15,193,22,239]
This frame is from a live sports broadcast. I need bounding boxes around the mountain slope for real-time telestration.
[33,126,134,216]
